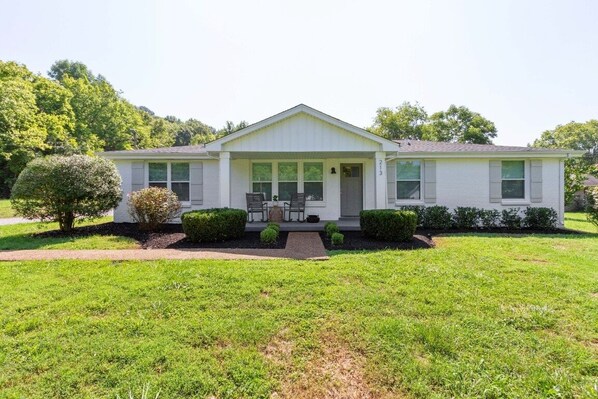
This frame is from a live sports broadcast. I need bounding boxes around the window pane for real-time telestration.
[502,180,524,199]
[171,182,189,201]
[304,182,323,201]
[149,163,167,182]
[252,182,272,201]
[171,163,189,181]
[397,181,421,200]
[149,182,167,189]
[278,162,298,181]
[304,162,323,181]
[252,163,272,181]
[502,161,524,179]
[278,182,297,201]
[397,161,421,180]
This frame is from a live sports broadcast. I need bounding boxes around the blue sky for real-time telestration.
[1,0,596,146]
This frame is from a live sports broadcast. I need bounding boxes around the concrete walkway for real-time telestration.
[0,217,33,226]
[0,232,329,261]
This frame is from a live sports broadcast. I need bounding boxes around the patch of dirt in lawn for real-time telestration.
[267,330,399,399]
[320,231,434,251]
[34,222,288,249]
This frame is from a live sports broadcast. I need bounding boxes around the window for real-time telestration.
[304,162,324,201]
[252,163,272,200]
[396,160,421,200]
[148,162,190,201]
[278,162,298,201]
[502,160,525,199]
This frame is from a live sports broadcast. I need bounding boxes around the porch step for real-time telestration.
[245,219,360,232]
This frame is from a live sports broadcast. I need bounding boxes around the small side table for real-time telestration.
[268,205,283,222]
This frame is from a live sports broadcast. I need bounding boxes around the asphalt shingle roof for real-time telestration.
[393,140,566,153]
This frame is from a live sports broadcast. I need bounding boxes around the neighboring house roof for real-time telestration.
[584,175,598,186]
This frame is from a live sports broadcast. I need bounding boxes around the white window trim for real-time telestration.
[146,161,191,206]
[501,159,530,206]
[395,159,425,205]
[250,160,326,206]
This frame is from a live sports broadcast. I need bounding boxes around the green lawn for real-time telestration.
[0,217,138,250]
[1,235,596,398]
[0,199,16,218]
[565,211,598,233]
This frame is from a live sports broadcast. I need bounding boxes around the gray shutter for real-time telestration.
[131,161,145,192]
[190,162,203,206]
[489,160,502,203]
[423,160,436,203]
[387,161,396,203]
[530,160,543,203]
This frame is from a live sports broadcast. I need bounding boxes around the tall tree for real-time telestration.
[427,105,497,144]
[532,120,598,204]
[370,102,428,140]
[48,59,99,82]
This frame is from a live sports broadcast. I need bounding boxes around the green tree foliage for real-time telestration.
[370,102,428,140]
[11,155,122,231]
[0,59,218,195]
[532,120,598,204]
[370,103,497,144]
[427,105,497,144]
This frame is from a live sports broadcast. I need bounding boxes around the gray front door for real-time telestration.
[340,163,363,217]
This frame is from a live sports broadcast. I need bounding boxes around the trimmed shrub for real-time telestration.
[501,208,522,229]
[452,207,481,229]
[267,222,280,233]
[360,209,417,242]
[260,227,278,244]
[325,222,340,237]
[479,209,501,229]
[182,208,247,242]
[422,206,452,230]
[10,155,122,232]
[331,232,344,246]
[399,205,425,226]
[523,207,558,230]
[128,187,181,231]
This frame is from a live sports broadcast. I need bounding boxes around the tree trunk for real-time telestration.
[59,212,75,232]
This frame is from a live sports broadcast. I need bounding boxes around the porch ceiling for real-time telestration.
[227,151,396,159]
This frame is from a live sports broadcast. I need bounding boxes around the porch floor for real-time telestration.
[245,218,360,232]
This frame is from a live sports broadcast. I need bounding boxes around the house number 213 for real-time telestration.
[378,160,383,175]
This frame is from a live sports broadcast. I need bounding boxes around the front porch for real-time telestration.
[244,218,361,232]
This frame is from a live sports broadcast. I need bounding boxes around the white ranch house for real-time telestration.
[102,104,580,227]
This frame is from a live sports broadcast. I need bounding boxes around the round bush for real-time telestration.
[128,187,181,231]
[331,232,344,246]
[360,209,417,242]
[325,222,340,237]
[422,206,452,230]
[10,155,122,231]
[182,208,247,242]
[260,227,278,244]
[523,207,558,230]
[267,223,280,233]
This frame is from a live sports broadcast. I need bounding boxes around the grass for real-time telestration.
[0,234,597,398]
[565,211,598,233]
[0,217,138,250]
[0,199,16,218]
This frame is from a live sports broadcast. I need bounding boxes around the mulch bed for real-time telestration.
[319,231,434,251]
[35,222,288,249]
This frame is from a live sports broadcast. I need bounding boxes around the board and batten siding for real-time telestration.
[221,113,382,153]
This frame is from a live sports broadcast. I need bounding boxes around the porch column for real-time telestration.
[375,151,387,209]
[219,152,231,207]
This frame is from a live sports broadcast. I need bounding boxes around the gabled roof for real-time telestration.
[204,104,398,152]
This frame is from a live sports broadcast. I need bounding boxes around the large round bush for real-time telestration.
[182,208,247,242]
[360,209,417,242]
[10,155,122,231]
[128,187,182,231]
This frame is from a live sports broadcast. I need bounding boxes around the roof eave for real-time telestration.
[396,150,584,159]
